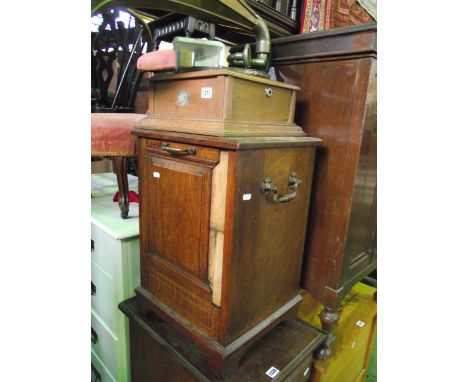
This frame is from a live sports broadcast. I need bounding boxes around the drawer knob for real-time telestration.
[91,327,99,344]
[260,172,302,204]
[91,281,96,296]
[161,142,196,156]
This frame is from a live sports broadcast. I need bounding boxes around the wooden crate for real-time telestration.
[298,282,377,382]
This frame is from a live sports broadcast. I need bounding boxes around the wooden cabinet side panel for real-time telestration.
[275,58,374,305]
[341,59,377,281]
[226,147,316,342]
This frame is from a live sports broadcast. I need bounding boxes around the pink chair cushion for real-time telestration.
[137,49,176,72]
[91,113,146,157]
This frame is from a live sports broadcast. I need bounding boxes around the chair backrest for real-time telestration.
[92,8,153,112]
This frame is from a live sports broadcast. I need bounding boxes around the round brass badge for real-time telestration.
[176,90,189,107]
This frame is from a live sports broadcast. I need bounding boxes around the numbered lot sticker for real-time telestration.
[265,366,280,378]
[201,87,212,98]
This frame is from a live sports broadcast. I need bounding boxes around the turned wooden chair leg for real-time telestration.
[112,156,130,219]
[316,306,340,360]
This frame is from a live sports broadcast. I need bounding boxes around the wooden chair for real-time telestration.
[91,8,152,218]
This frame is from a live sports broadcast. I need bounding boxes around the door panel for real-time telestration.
[138,138,222,339]
[341,61,377,281]
[147,153,212,280]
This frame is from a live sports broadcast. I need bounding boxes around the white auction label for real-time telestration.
[242,193,252,201]
[201,87,212,98]
[265,367,280,378]
[153,171,160,178]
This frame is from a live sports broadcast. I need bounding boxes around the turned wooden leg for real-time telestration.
[112,156,129,219]
[316,307,340,360]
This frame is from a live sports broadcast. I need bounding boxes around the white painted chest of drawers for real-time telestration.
[91,173,140,382]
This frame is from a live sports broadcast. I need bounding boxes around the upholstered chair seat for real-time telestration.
[91,113,146,218]
[136,49,176,71]
[91,113,144,157]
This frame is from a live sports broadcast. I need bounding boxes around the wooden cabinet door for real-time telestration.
[146,150,214,280]
[138,139,223,337]
[342,185,376,279]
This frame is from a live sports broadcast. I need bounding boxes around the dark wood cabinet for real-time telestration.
[119,297,325,382]
[270,23,377,358]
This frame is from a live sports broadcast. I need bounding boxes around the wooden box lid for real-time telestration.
[136,69,305,137]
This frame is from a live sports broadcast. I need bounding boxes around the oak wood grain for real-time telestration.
[135,131,320,375]
[225,146,316,343]
[140,69,302,137]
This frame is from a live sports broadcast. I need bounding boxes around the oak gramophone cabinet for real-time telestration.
[132,69,321,376]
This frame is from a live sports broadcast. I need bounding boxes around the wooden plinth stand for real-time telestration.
[120,297,326,382]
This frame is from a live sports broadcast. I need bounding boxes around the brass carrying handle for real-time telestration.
[260,172,302,204]
[161,142,196,156]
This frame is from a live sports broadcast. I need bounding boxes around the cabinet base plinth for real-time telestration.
[135,286,302,378]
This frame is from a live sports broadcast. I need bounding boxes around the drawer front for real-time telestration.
[91,313,118,378]
[280,353,313,382]
[92,350,117,382]
[92,262,118,335]
[91,224,120,282]
[146,139,220,165]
